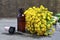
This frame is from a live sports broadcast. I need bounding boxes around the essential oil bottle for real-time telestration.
[17,8,25,32]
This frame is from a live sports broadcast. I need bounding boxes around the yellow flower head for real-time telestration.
[24,5,55,36]
[40,5,45,9]
[52,28,55,32]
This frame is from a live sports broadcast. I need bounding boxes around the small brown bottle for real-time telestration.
[17,8,25,32]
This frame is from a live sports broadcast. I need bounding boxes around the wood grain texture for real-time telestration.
[0,0,60,17]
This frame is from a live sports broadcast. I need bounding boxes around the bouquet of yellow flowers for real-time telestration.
[24,5,56,36]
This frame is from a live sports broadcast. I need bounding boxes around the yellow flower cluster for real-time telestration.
[24,5,56,36]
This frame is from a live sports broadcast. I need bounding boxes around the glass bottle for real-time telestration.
[17,8,25,32]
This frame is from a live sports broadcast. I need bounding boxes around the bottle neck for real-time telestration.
[17,8,24,17]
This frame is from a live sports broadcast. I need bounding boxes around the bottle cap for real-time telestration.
[4,27,10,31]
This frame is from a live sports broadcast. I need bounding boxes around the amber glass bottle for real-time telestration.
[17,8,25,32]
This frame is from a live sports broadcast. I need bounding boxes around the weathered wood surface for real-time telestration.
[0,0,60,17]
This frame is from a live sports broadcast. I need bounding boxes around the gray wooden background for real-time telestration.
[0,0,60,17]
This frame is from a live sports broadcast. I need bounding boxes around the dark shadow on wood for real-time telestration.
[2,32,52,38]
